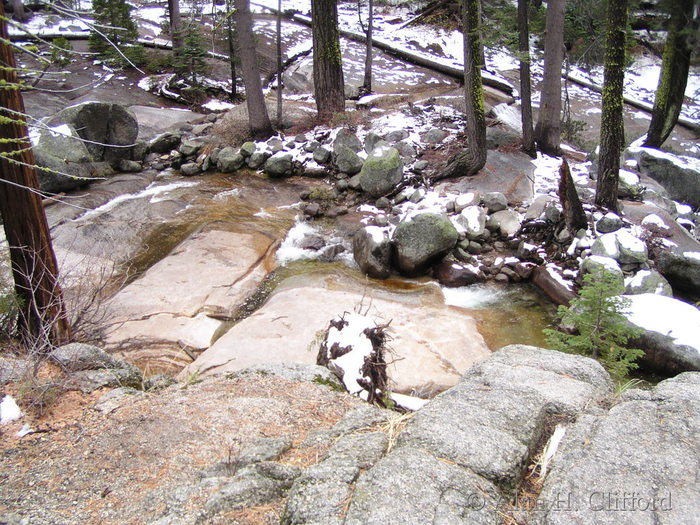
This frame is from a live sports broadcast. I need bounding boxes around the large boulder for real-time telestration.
[455,205,487,239]
[358,146,403,197]
[656,250,700,296]
[217,146,245,172]
[534,373,700,524]
[352,226,392,279]
[32,123,114,193]
[627,145,700,208]
[624,293,700,374]
[392,213,458,276]
[47,102,139,164]
[624,269,673,296]
[264,152,293,177]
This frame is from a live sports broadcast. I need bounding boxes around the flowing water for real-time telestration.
[61,170,557,374]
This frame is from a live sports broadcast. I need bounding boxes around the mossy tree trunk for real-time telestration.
[312,0,345,120]
[234,0,273,139]
[534,0,565,156]
[0,4,71,347]
[643,0,695,148]
[595,0,628,213]
[518,0,536,157]
[437,0,486,179]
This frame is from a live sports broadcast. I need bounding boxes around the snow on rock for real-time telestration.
[319,312,384,398]
[624,294,700,355]
[0,395,23,424]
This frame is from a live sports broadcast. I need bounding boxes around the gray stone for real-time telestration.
[533,372,700,525]
[420,127,448,144]
[148,132,181,154]
[332,128,362,153]
[456,206,488,240]
[47,102,138,163]
[364,131,382,153]
[231,362,340,386]
[267,137,285,153]
[488,209,521,237]
[204,462,302,518]
[93,387,142,414]
[482,192,508,213]
[192,123,212,135]
[70,368,142,393]
[334,146,363,175]
[624,269,673,296]
[394,139,416,159]
[216,147,245,172]
[595,212,624,233]
[179,162,200,176]
[524,195,556,221]
[433,258,483,287]
[264,152,293,177]
[385,130,408,142]
[359,146,404,197]
[304,202,320,216]
[304,140,321,153]
[247,151,270,169]
[353,226,392,279]
[313,146,331,164]
[49,343,131,372]
[397,345,613,488]
[657,249,700,295]
[178,139,203,157]
[348,174,363,191]
[454,192,481,213]
[283,456,360,524]
[344,447,500,525]
[392,213,459,276]
[237,437,292,467]
[413,159,429,171]
[628,146,700,208]
[579,256,624,286]
[239,141,256,157]
[485,126,520,149]
[326,432,388,469]
[0,357,31,385]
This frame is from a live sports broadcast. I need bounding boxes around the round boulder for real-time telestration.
[353,226,392,279]
[392,213,459,276]
[359,146,404,197]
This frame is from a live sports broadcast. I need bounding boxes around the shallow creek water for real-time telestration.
[78,171,556,373]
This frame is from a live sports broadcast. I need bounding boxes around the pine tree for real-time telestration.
[89,0,138,57]
[174,20,208,84]
[544,271,644,381]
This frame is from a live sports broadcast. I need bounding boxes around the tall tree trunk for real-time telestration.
[0,4,71,347]
[362,0,373,94]
[437,0,486,179]
[559,158,587,234]
[518,0,536,157]
[276,0,283,125]
[595,0,628,212]
[535,0,565,156]
[226,6,237,100]
[11,0,27,22]
[643,0,695,148]
[233,0,273,139]
[312,0,345,119]
[168,0,184,58]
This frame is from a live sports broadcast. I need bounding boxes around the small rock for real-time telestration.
[333,128,362,153]
[239,141,256,157]
[179,139,203,157]
[264,152,293,177]
[304,203,321,217]
[313,146,331,164]
[247,151,270,169]
[118,159,142,173]
[482,192,507,213]
[596,212,624,233]
[217,147,245,172]
[299,235,326,251]
[420,127,448,144]
[148,132,181,154]
[375,197,391,209]
[180,162,201,176]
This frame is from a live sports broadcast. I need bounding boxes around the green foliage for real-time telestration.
[544,270,645,381]
[88,0,138,57]
[173,20,209,84]
[51,37,72,67]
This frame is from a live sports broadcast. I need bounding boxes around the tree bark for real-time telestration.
[0,4,71,346]
[168,0,184,58]
[595,0,628,212]
[312,0,345,119]
[233,0,273,139]
[362,0,373,94]
[534,0,565,156]
[276,0,283,125]
[643,0,695,148]
[436,0,486,179]
[559,158,587,234]
[518,0,536,157]
[226,4,237,100]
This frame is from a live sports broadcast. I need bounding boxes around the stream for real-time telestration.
[48,169,556,393]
